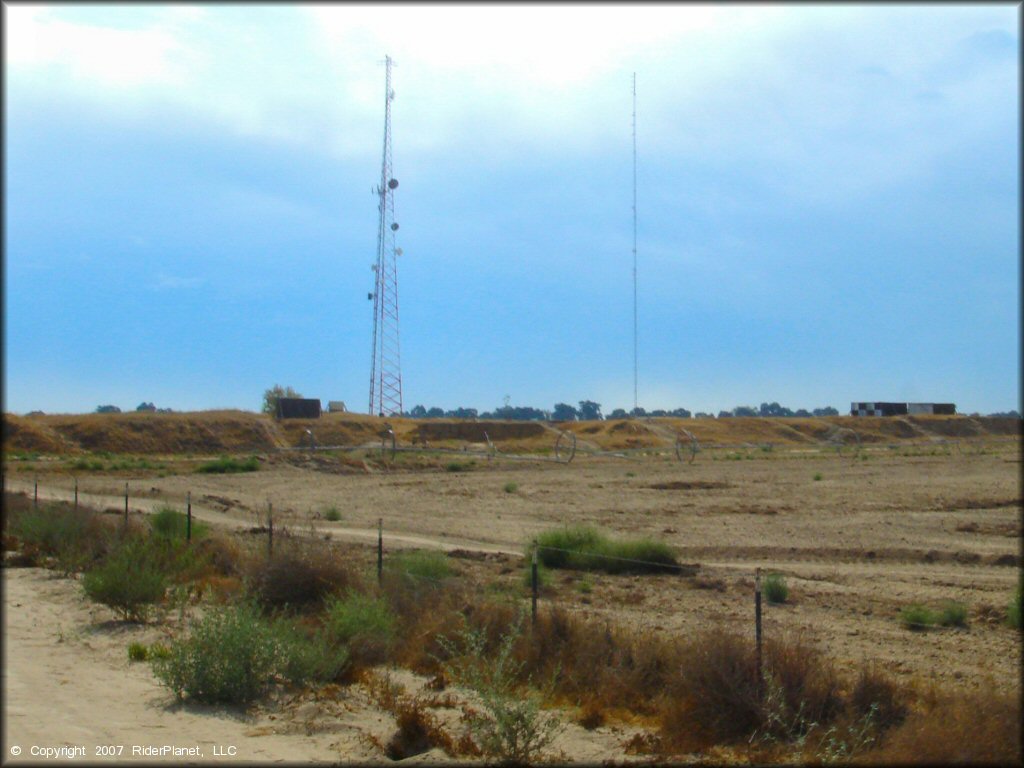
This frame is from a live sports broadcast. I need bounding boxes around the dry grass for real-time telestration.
[858,687,1020,765]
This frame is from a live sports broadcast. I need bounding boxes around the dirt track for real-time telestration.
[6,440,1021,697]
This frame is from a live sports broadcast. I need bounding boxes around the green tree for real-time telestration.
[577,400,602,421]
[262,385,302,415]
[552,403,578,421]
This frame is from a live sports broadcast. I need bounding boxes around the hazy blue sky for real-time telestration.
[4,4,1020,416]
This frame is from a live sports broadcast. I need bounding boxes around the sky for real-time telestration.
[3,3,1020,416]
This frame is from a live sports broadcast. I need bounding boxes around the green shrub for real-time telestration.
[271,618,349,685]
[445,461,473,473]
[150,506,208,541]
[763,573,789,604]
[813,473,823,481]
[152,602,282,704]
[937,601,968,628]
[323,506,342,522]
[82,540,168,621]
[389,549,453,584]
[503,482,519,494]
[1010,583,1022,630]
[899,604,937,631]
[325,592,396,669]
[196,456,259,474]
[533,525,679,574]
[128,642,149,662]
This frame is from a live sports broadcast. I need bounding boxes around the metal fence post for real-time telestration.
[124,482,129,529]
[377,518,383,585]
[531,544,539,626]
[186,491,192,543]
[74,477,79,513]
[755,567,763,696]
[34,478,38,510]
[267,501,274,559]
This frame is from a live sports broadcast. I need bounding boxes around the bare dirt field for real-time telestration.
[2,413,1021,763]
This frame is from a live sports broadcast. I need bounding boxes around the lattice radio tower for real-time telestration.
[368,55,403,417]
[632,72,639,412]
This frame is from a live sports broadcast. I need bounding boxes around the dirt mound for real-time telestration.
[413,421,546,443]
[2,411,284,455]
[277,415,387,448]
[2,415,73,454]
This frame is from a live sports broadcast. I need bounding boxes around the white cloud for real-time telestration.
[5,4,202,88]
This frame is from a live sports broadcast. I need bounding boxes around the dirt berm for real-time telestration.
[2,411,1018,456]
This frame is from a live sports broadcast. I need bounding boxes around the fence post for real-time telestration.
[186,491,192,543]
[74,477,79,513]
[755,567,763,697]
[34,478,38,510]
[267,502,274,559]
[531,544,539,626]
[124,482,129,529]
[377,518,383,585]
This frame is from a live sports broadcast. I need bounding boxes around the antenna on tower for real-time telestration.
[632,72,639,413]
[368,55,403,417]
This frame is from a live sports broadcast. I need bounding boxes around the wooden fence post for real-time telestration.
[34,478,38,510]
[123,482,129,529]
[74,477,79,513]
[186,491,192,543]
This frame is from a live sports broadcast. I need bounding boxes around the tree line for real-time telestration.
[401,400,842,421]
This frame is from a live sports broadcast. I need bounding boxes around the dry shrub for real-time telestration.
[860,688,1020,765]
[848,664,908,732]
[190,534,243,576]
[385,698,459,760]
[763,632,843,732]
[244,540,359,612]
[385,579,473,674]
[661,630,761,751]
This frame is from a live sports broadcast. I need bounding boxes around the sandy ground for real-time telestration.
[3,441,1021,762]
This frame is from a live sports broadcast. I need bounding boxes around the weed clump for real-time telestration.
[439,611,562,763]
[936,600,968,628]
[388,549,453,585]
[1008,581,1022,629]
[763,573,789,604]
[899,604,937,630]
[325,592,396,669]
[150,506,208,541]
[533,525,679,574]
[196,456,259,474]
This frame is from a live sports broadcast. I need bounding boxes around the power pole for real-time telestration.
[368,55,404,417]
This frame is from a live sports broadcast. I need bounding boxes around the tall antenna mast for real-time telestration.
[368,55,403,417]
[632,72,638,412]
